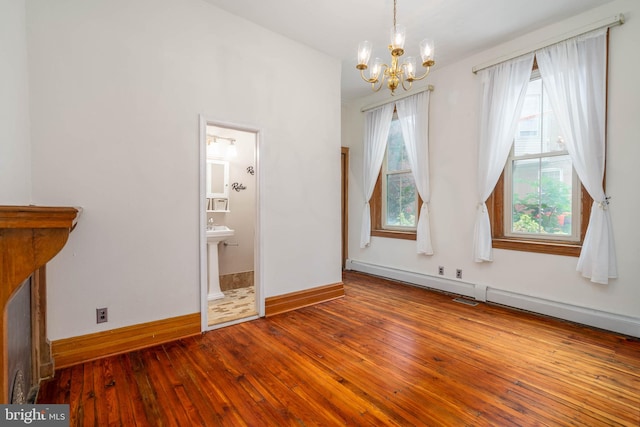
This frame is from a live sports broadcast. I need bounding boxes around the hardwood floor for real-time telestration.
[38,271,640,426]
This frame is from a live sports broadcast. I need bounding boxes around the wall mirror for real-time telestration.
[206,160,229,199]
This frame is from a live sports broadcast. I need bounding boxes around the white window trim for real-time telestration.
[381,117,418,232]
[503,73,581,243]
[504,151,581,242]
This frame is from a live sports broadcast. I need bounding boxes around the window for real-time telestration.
[487,71,593,256]
[371,114,420,240]
[507,74,581,241]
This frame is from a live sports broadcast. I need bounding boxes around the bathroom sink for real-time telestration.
[206,225,234,243]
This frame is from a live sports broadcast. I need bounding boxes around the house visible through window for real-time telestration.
[371,114,420,240]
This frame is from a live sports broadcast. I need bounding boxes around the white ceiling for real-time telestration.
[201,0,615,101]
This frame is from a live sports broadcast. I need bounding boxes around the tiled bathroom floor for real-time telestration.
[207,286,257,326]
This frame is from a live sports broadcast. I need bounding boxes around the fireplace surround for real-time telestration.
[0,206,79,404]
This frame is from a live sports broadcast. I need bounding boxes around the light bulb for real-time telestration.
[390,25,406,50]
[370,58,383,81]
[357,41,372,67]
[420,39,435,64]
[226,140,237,158]
[404,56,416,79]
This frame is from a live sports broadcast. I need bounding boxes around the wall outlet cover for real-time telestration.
[96,308,108,323]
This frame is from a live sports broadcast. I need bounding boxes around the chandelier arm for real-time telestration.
[376,64,390,91]
[401,76,412,91]
[372,70,386,92]
[408,66,432,82]
[359,68,378,84]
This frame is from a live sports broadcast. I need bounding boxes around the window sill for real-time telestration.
[492,238,581,257]
[371,229,417,241]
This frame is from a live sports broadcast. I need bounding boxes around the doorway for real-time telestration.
[341,147,349,269]
[199,117,261,330]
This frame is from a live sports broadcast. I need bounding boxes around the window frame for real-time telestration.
[370,114,421,241]
[487,170,593,257]
[503,154,584,243]
[503,147,582,243]
[371,174,421,241]
[504,70,581,243]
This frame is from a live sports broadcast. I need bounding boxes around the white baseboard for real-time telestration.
[346,259,476,297]
[345,259,640,338]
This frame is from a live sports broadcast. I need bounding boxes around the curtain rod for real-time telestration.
[472,13,624,74]
[360,84,434,112]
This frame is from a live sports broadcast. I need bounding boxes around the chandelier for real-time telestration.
[356,0,435,95]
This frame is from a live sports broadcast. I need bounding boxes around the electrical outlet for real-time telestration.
[96,307,108,323]
[456,269,462,279]
[438,266,444,275]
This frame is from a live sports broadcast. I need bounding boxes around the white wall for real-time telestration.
[26,0,342,340]
[344,0,640,334]
[0,0,31,204]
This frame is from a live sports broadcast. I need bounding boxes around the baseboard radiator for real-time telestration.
[345,259,639,338]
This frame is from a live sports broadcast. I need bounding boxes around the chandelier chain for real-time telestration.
[393,0,397,32]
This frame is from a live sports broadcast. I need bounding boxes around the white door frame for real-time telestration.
[198,115,263,331]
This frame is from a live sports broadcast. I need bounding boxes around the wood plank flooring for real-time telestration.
[38,271,640,426]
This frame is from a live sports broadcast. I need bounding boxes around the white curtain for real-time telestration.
[360,103,394,248]
[473,53,535,262]
[536,29,617,284]
[396,91,433,255]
